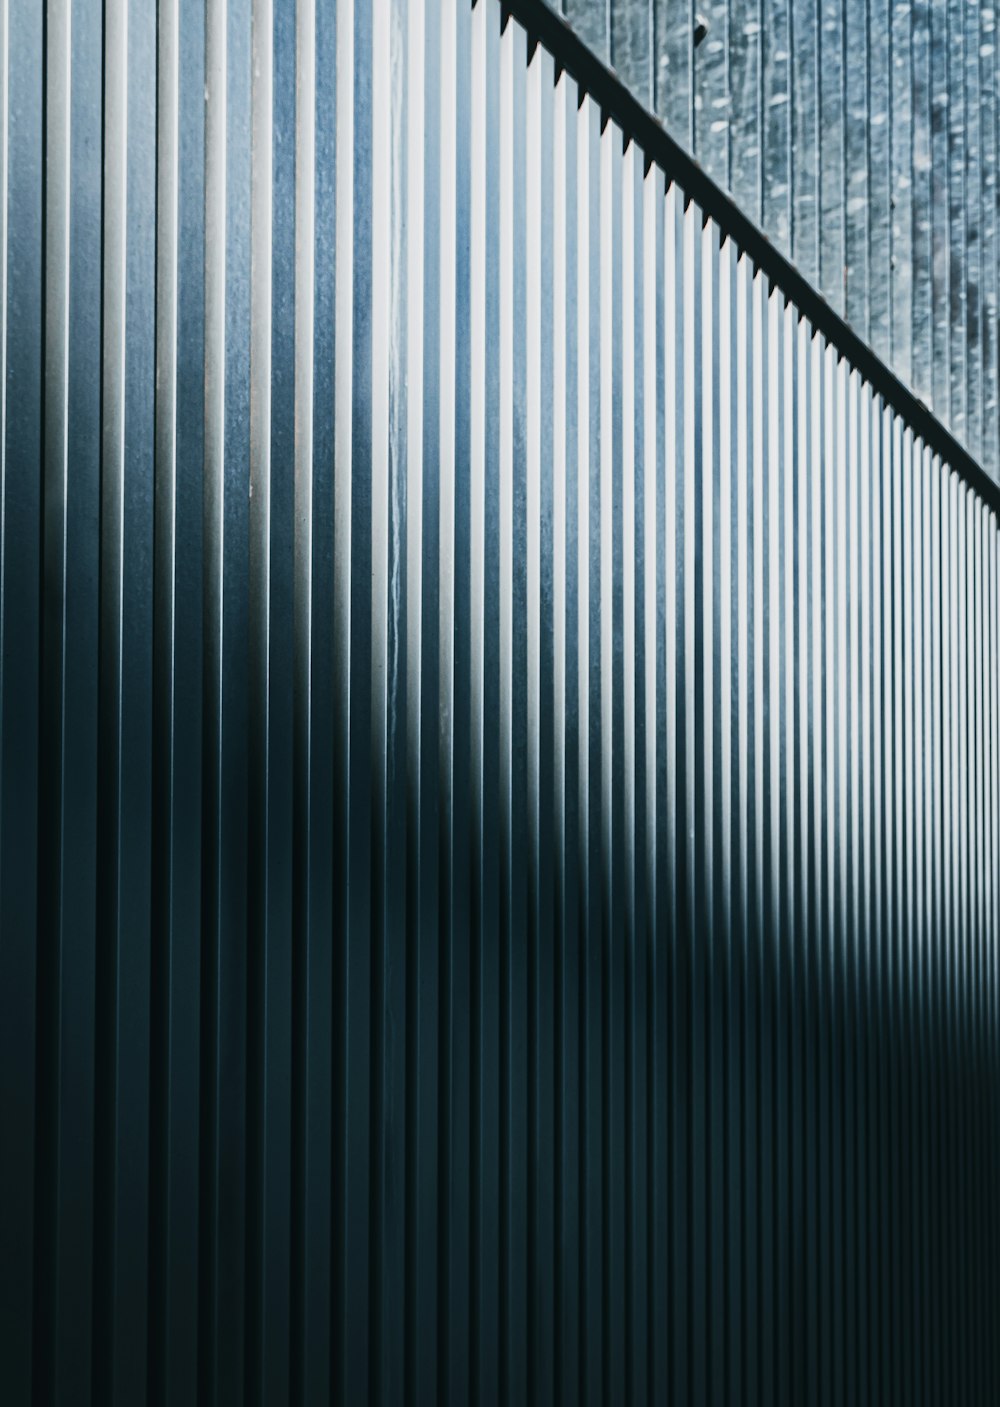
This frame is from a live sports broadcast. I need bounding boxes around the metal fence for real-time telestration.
[562,0,1000,479]
[1,0,999,1402]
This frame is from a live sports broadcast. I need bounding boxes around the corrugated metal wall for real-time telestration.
[562,0,1000,478]
[1,0,999,1402]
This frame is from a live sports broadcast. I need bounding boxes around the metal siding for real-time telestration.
[1,0,1000,1403]
[561,0,1000,480]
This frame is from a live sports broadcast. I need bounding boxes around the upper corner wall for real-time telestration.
[560,0,1000,479]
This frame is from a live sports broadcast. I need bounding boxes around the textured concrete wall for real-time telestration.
[561,0,1000,477]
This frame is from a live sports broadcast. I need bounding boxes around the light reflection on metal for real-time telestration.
[0,0,998,1401]
[562,0,1000,479]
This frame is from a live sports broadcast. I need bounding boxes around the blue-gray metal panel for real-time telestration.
[552,0,1000,480]
[1,2,999,1403]
[34,0,103,1397]
[0,0,42,1401]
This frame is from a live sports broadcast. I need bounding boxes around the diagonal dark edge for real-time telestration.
[496,0,1000,517]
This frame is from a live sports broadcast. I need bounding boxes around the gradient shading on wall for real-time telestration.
[1,0,999,1403]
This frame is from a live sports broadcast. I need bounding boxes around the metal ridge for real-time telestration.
[500,0,1000,515]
